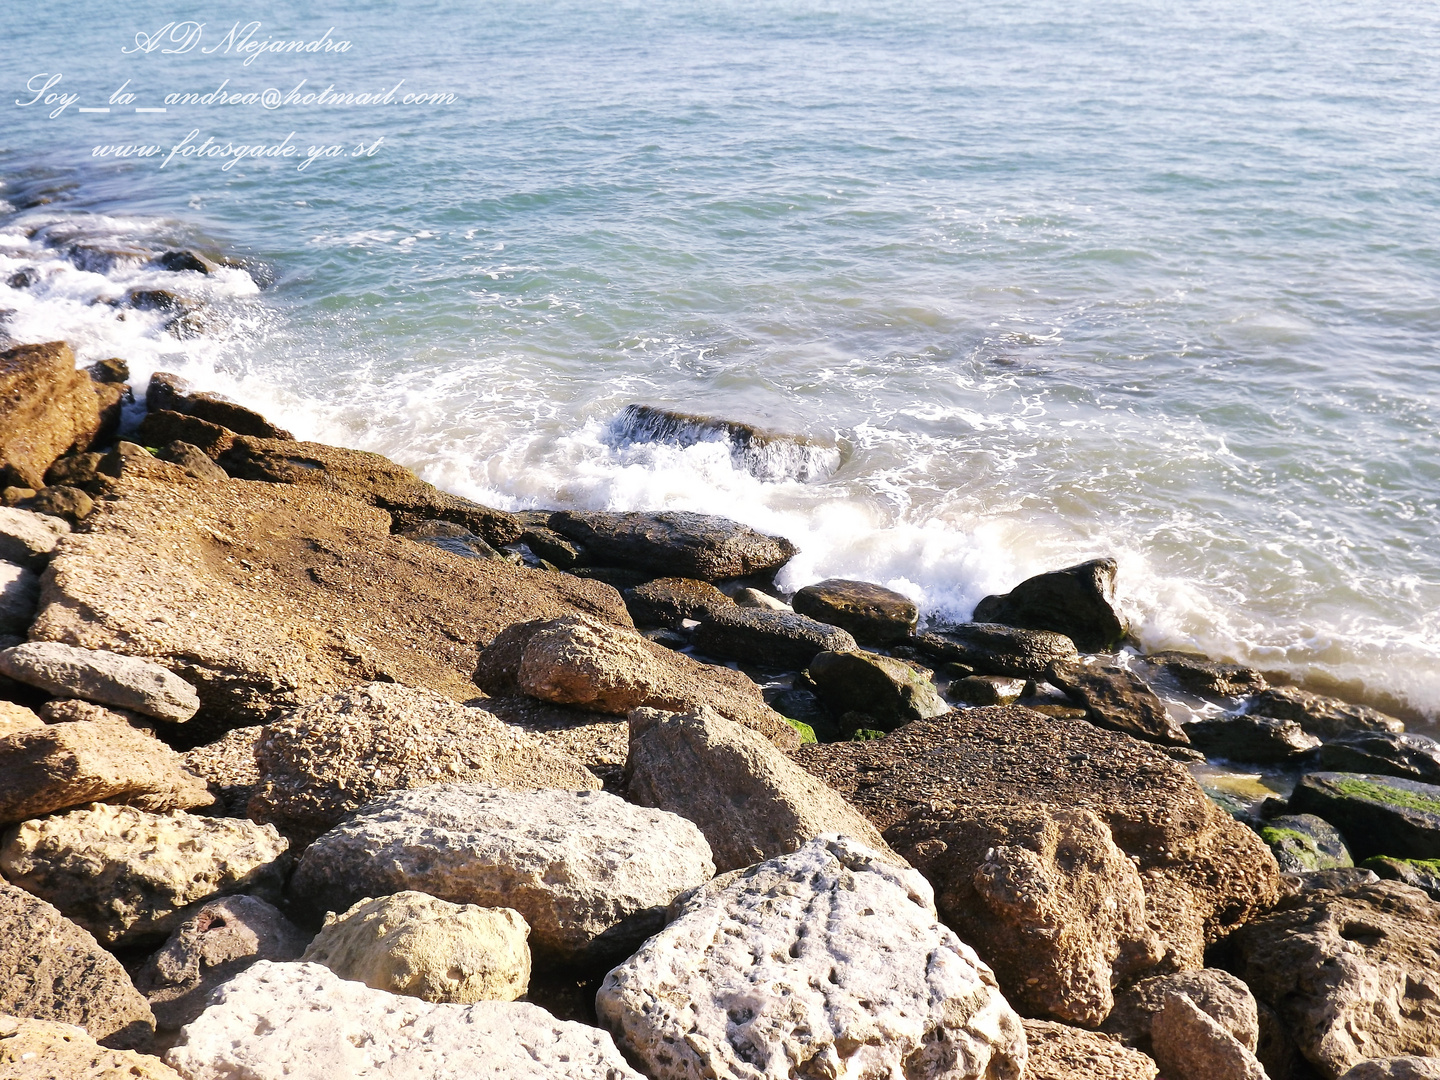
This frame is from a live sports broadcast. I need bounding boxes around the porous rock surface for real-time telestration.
[1150,991,1268,1080]
[0,505,69,569]
[1340,1060,1440,1080]
[1021,1020,1158,1080]
[0,803,290,945]
[547,509,796,580]
[0,641,200,722]
[1228,880,1440,1078]
[291,783,714,967]
[0,342,105,490]
[597,834,1027,1080]
[0,879,155,1049]
[0,1014,180,1080]
[790,577,918,644]
[164,960,644,1080]
[249,681,598,844]
[887,802,1162,1026]
[1102,968,1261,1055]
[797,706,1281,970]
[302,891,531,1003]
[0,699,43,736]
[623,705,897,871]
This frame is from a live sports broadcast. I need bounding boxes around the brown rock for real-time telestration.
[26,484,94,523]
[796,706,1281,971]
[623,577,733,628]
[1022,1020,1159,1080]
[1142,651,1267,699]
[155,441,228,482]
[1340,1061,1440,1080]
[1250,685,1406,739]
[0,700,43,736]
[0,1014,179,1078]
[135,411,236,457]
[0,342,105,490]
[1150,992,1268,1080]
[1049,661,1190,746]
[790,578,918,644]
[1103,968,1260,1055]
[183,726,263,817]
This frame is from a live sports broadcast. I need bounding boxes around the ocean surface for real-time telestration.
[2,1,1437,721]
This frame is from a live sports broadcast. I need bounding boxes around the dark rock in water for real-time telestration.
[806,650,947,732]
[137,409,236,457]
[624,577,733,629]
[692,607,855,669]
[0,341,106,490]
[790,579,917,644]
[7,267,38,289]
[946,674,1027,706]
[146,370,191,413]
[1290,772,1440,860]
[1102,968,1260,1059]
[1259,814,1353,873]
[521,525,583,569]
[154,249,215,274]
[972,558,1128,652]
[44,452,103,489]
[1360,856,1440,902]
[156,441,228,483]
[913,622,1079,678]
[400,519,505,561]
[548,509,795,582]
[567,565,653,591]
[1186,714,1320,764]
[1317,730,1440,785]
[610,403,841,482]
[219,436,522,548]
[1142,650,1267,699]
[25,485,92,523]
[125,288,193,313]
[1049,661,1189,746]
[766,687,839,742]
[88,357,129,384]
[1249,685,1405,739]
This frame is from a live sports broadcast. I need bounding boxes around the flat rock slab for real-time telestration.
[1186,714,1320,763]
[808,649,948,730]
[623,576,733,627]
[0,642,200,722]
[0,878,155,1049]
[0,506,69,569]
[790,578,918,644]
[1,803,290,946]
[1318,731,1440,785]
[597,834,1027,1080]
[692,606,857,669]
[1290,772,1440,860]
[1022,1020,1158,1080]
[972,558,1128,653]
[915,622,1079,679]
[1141,651,1266,699]
[1049,661,1189,746]
[291,783,714,967]
[548,509,796,581]
[164,960,644,1080]
[0,1015,179,1080]
[1251,686,1405,739]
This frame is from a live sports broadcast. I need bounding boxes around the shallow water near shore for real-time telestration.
[2,0,1437,721]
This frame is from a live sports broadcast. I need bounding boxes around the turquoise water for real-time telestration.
[2,1,1438,718]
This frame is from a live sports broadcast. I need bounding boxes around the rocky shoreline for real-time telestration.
[1,324,1438,1079]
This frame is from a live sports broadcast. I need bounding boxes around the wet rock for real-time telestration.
[790,578,918,644]
[623,576,733,628]
[155,249,215,274]
[400,518,505,560]
[480,613,799,749]
[165,960,644,1079]
[0,803,290,946]
[807,649,948,731]
[89,356,130,383]
[1049,661,1190,746]
[597,834,1027,1080]
[126,288,193,313]
[25,484,93,522]
[1260,814,1354,873]
[1318,731,1440,785]
[0,506,68,569]
[692,606,857,669]
[1229,880,1440,1078]
[547,509,795,581]
[155,440,228,482]
[765,686,839,741]
[1022,1019,1158,1080]
[888,803,1162,1026]
[1150,991,1268,1080]
[0,342,106,490]
[611,403,841,483]
[218,436,521,547]
[132,895,309,1033]
[796,707,1282,970]
[734,586,791,610]
[915,622,1080,679]
[0,642,200,722]
[623,705,896,872]
[0,878,156,1049]
[1142,650,1267,699]
[0,1015,179,1078]
[1286,867,1381,895]
[1361,857,1440,902]
[947,674,1028,706]
[1103,968,1260,1056]
[1290,772,1440,860]
[1187,714,1321,764]
[519,524,582,568]
[1340,1059,1440,1080]
[0,720,214,824]
[0,561,39,635]
[135,410,237,457]
[0,700,42,736]
[1250,686,1405,739]
[972,558,1128,652]
[249,681,599,845]
[301,891,530,1003]
[291,784,714,967]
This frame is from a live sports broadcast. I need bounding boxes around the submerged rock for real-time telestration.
[972,558,1128,652]
[610,403,841,483]
[1250,685,1405,739]
[548,509,796,581]
[1290,772,1440,860]
[914,622,1079,678]
[692,606,857,669]
[790,578,918,644]
[807,649,949,731]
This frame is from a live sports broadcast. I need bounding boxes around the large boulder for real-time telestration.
[623,705,897,871]
[547,509,796,581]
[0,720,215,825]
[0,1015,179,1079]
[1021,1020,1158,1080]
[0,342,105,490]
[623,577,733,627]
[145,371,293,440]
[790,578,918,644]
[132,895,309,1033]
[248,682,599,844]
[1150,992,1268,1080]
[290,784,714,967]
[164,960,645,1079]
[1048,661,1189,746]
[27,474,631,739]
[887,803,1162,1026]
[1250,686,1405,739]
[597,834,1027,1080]
[972,558,1128,652]
[0,642,200,722]
[218,436,520,546]
[796,707,1281,970]
[1102,968,1260,1057]
[0,803,290,945]
[0,506,68,569]
[1290,773,1440,860]
[478,614,799,750]
[807,649,949,731]
[1227,880,1440,1078]
[691,606,858,669]
[1317,731,1440,785]
[0,878,155,1049]
[1187,714,1321,763]
[914,622,1080,679]
[301,891,531,1004]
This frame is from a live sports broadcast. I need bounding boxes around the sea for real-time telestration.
[2,0,1437,723]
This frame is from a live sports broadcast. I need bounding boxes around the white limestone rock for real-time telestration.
[0,641,200,722]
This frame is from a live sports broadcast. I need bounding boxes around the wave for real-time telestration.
[605,403,843,483]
